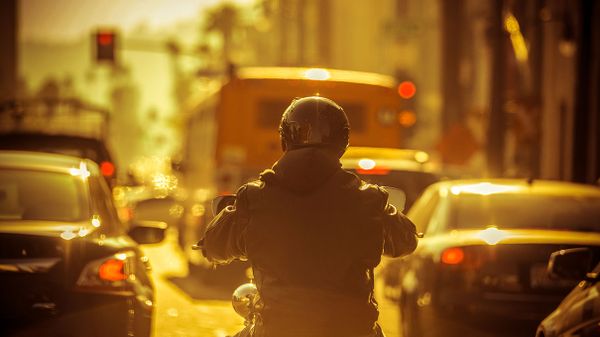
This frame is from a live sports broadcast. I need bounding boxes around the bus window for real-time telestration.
[258,100,289,128]
[343,103,366,132]
[257,99,365,132]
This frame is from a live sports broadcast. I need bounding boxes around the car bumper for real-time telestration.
[0,291,152,337]
[437,289,564,321]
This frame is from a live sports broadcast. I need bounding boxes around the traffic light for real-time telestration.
[397,80,417,128]
[94,30,117,63]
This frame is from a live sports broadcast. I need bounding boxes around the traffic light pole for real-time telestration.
[487,0,506,177]
[0,0,17,103]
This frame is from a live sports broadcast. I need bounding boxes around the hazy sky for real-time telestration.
[20,0,253,42]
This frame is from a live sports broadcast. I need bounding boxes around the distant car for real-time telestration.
[0,132,118,187]
[0,151,165,337]
[340,147,441,210]
[387,179,600,337]
[536,248,600,337]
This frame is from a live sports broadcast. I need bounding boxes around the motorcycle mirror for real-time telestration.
[382,186,406,213]
[211,194,236,216]
[232,283,260,319]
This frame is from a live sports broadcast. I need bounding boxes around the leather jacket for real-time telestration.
[203,147,418,337]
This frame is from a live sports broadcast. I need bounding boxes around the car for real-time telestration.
[536,248,600,337]
[0,151,165,337]
[340,147,441,210]
[386,179,600,337]
[0,132,118,187]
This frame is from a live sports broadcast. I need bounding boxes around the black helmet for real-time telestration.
[279,96,349,155]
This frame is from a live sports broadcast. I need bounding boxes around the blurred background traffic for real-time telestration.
[0,0,599,336]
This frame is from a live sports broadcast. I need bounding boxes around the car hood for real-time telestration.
[0,220,99,239]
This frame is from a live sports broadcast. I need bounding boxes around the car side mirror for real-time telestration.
[211,194,236,216]
[128,220,167,245]
[548,248,593,281]
[383,186,406,213]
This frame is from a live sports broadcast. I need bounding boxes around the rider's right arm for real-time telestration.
[359,181,418,258]
[202,185,251,264]
[381,202,418,258]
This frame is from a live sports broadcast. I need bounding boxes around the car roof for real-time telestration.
[433,179,600,197]
[342,146,431,162]
[341,146,437,173]
[0,150,100,176]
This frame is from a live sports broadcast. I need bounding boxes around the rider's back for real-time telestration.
[239,147,389,337]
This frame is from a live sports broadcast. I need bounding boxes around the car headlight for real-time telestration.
[76,251,137,295]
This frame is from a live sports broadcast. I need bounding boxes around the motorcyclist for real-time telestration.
[201,96,418,337]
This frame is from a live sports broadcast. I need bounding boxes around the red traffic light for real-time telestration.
[97,32,114,46]
[94,30,117,63]
[398,81,416,99]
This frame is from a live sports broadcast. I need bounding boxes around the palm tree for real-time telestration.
[204,3,240,64]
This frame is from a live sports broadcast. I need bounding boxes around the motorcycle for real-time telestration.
[194,187,409,337]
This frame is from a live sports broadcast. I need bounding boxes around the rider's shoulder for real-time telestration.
[337,170,388,205]
[236,178,265,197]
[351,177,388,210]
[358,181,388,200]
[234,174,269,206]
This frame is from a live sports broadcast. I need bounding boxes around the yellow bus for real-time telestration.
[183,66,408,194]
[179,67,410,270]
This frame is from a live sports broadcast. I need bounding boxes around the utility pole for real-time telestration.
[529,0,544,179]
[441,0,465,131]
[487,0,506,177]
[572,0,599,184]
[0,0,17,103]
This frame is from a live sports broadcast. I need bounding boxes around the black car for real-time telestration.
[0,151,165,337]
[0,132,118,187]
[536,248,600,337]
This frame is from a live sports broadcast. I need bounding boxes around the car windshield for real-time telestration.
[452,194,600,231]
[0,169,89,221]
[350,170,439,209]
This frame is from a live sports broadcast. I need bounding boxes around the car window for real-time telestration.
[424,195,449,235]
[407,186,439,234]
[0,169,89,221]
[89,176,123,234]
[452,194,600,231]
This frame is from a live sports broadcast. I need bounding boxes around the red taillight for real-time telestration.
[98,259,127,281]
[356,167,391,175]
[441,247,465,265]
[117,206,134,222]
[100,161,115,177]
